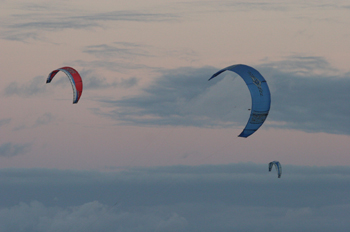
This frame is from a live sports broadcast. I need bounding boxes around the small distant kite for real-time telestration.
[209,64,271,138]
[269,161,282,178]
[47,67,83,104]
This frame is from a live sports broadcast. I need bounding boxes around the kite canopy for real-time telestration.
[269,161,282,178]
[47,67,83,104]
[209,64,271,138]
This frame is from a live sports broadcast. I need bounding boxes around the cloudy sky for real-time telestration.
[1,0,350,231]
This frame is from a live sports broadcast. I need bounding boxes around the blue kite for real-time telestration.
[209,64,271,138]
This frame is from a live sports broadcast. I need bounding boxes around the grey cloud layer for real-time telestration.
[1,163,350,231]
[258,57,350,134]
[0,142,31,157]
[97,56,350,135]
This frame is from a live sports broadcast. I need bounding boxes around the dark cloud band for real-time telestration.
[1,164,350,231]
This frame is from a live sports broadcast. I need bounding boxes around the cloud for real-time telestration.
[257,56,350,134]
[0,118,11,127]
[181,0,290,12]
[1,164,350,231]
[94,56,350,135]
[33,113,55,127]
[4,76,46,97]
[96,66,249,127]
[73,59,154,73]
[79,42,198,72]
[83,42,153,59]
[79,69,139,89]
[2,1,347,42]
[2,31,42,42]
[4,74,70,97]
[0,201,188,232]
[180,0,350,13]
[3,70,136,101]
[0,142,31,157]
[2,4,177,42]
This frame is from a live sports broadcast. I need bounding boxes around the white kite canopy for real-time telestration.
[269,161,282,178]
[209,64,271,138]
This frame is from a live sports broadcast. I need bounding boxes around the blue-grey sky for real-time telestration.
[1,0,350,231]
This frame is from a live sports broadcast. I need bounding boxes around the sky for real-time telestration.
[1,0,350,231]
